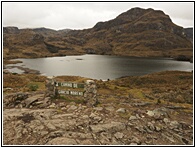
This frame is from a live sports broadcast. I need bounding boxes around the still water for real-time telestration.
[7,55,193,80]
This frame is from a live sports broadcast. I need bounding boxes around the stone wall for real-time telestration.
[84,80,98,106]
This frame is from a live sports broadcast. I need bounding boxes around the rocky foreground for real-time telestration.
[3,71,193,145]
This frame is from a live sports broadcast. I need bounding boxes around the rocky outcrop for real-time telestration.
[183,28,193,42]
[3,26,20,34]
[3,91,193,145]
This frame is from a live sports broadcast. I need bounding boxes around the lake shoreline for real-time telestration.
[3,53,193,63]
[3,55,193,80]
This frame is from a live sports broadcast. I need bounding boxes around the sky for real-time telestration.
[2,2,194,30]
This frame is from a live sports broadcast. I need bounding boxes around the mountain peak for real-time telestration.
[93,7,172,31]
[117,7,169,21]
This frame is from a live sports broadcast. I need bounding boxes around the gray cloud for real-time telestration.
[2,2,194,30]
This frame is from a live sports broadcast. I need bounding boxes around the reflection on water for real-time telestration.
[6,55,193,80]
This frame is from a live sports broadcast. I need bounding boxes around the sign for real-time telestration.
[58,90,70,95]
[58,90,84,96]
[56,81,85,96]
[57,82,84,88]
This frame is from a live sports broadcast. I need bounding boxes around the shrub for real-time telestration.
[29,84,38,91]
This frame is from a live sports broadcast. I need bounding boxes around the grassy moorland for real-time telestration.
[3,70,193,109]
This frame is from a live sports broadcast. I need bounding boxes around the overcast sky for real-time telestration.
[2,2,194,30]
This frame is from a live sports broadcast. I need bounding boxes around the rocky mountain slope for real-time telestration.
[3,7,193,60]
[183,28,193,42]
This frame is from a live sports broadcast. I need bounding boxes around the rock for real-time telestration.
[93,116,102,122]
[169,131,192,144]
[46,137,77,145]
[161,133,175,143]
[79,139,95,145]
[47,131,64,139]
[147,122,155,131]
[146,107,169,119]
[116,108,126,113]
[49,103,56,108]
[21,128,28,135]
[133,102,151,106]
[105,106,115,112]
[39,131,49,136]
[67,105,77,111]
[114,132,124,139]
[131,136,140,144]
[89,112,102,123]
[135,125,145,133]
[4,92,29,107]
[84,80,97,99]
[169,121,181,129]
[38,97,51,107]
[52,113,74,119]
[163,118,170,124]
[130,143,138,145]
[89,113,97,118]
[90,122,126,133]
[111,137,122,145]
[155,126,161,132]
[81,115,89,119]
[144,126,153,133]
[93,107,103,111]
[28,120,44,131]
[45,122,56,130]
[99,132,112,144]
[3,87,13,91]
[63,132,86,139]
[135,114,141,119]
[59,102,66,107]
[146,110,154,117]
[129,115,137,121]
[23,94,45,107]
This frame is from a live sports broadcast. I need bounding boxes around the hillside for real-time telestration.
[3,7,193,60]
[183,28,193,42]
[3,71,193,145]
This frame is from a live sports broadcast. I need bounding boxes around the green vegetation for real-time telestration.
[28,83,38,91]
[3,71,193,107]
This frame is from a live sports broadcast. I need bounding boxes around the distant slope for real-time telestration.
[65,7,192,58]
[3,7,193,60]
[183,28,193,42]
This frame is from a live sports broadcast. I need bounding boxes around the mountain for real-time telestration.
[183,28,193,42]
[3,7,193,60]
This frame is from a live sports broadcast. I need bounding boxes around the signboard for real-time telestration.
[58,90,84,96]
[57,82,84,88]
[56,81,85,96]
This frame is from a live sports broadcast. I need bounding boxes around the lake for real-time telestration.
[6,55,193,80]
